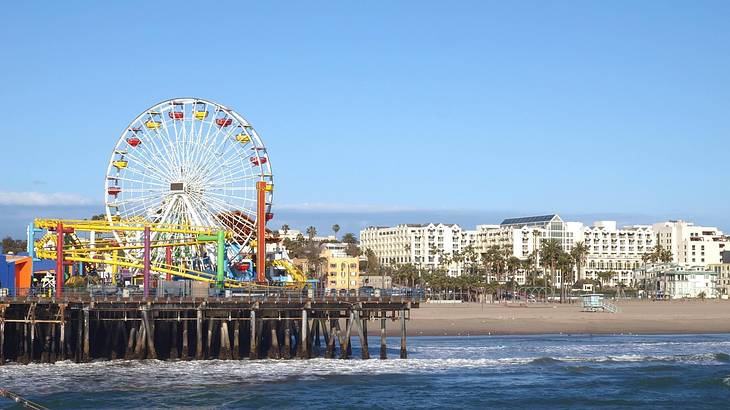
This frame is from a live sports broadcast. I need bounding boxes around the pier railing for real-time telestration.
[0,286,425,303]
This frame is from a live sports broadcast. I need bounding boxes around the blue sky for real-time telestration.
[1,0,728,238]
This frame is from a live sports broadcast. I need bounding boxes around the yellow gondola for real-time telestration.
[145,120,162,129]
[194,111,209,120]
[113,160,128,169]
[265,183,274,192]
[235,133,251,143]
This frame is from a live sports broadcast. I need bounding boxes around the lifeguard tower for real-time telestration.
[581,294,618,313]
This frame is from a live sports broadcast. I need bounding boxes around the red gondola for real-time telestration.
[107,187,122,196]
[250,156,267,165]
[126,137,141,147]
[216,118,233,127]
[265,212,274,221]
[169,111,184,120]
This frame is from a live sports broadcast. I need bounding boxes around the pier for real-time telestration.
[0,294,416,364]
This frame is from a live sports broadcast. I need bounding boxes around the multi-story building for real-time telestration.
[475,215,582,285]
[655,268,718,299]
[580,221,654,287]
[362,217,729,289]
[360,223,477,276]
[321,243,360,291]
[710,251,730,296]
[652,220,729,267]
[477,216,581,255]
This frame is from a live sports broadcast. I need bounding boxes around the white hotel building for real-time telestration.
[580,221,654,286]
[653,220,729,267]
[361,216,729,287]
[359,223,477,276]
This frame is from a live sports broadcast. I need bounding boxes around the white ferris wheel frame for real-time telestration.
[104,97,273,264]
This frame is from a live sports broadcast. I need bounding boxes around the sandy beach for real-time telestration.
[400,300,730,336]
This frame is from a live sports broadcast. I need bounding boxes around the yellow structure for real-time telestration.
[322,244,360,290]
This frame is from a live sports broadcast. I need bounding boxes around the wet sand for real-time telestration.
[401,300,730,336]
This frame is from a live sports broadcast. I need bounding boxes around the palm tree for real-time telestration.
[540,239,563,301]
[281,224,290,237]
[644,244,673,264]
[331,224,340,239]
[659,247,673,263]
[461,245,479,275]
[557,251,574,303]
[522,256,536,286]
[506,256,521,281]
[570,241,588,283]
[306,226,317,241]
[596,270,616,289]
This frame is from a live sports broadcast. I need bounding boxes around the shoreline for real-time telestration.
[398,300,730,337]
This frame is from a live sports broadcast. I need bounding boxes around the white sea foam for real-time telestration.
[2,335,729,397]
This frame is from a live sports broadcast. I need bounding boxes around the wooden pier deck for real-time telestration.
[0,296,417,364]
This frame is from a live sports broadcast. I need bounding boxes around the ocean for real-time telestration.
[2,334,730,409]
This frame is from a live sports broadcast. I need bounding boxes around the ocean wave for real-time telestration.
[529,357,563,365]
[2,348,729,396]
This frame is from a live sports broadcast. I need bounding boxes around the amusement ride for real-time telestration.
[28,98,308,297]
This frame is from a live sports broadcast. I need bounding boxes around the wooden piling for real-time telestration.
[219,321,232,360]
[49,323,57,363]
[268,321,280,359]
[345,316,352,357]
[307,320,317,357]
[19,323,27,364]
[380,318,387,359]
[82,308,90,362]
[299,309,308,359]
[400,310,407,359]
[340,312,354,360]
[354,311,369,359]
[196,306,204,360]
[170,321,179,360]
[134,324,146,359]
[75,313,82,362]
[141,308,157,359]
[325,319,336,359]
[362,316,369,358]
[314,319,321,349]
[283,316,291,359]
[182,320,189,360]
[30,324,35,363]
[59,305,66,360]
[126,325,137,359]
[207,318,215,359]
[232,320,240,360]
[249,310,257,359]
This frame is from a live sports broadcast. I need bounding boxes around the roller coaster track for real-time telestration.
[31,218,299,290]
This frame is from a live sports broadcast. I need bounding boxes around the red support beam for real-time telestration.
[143,226,151,298]
[256,181,267,283]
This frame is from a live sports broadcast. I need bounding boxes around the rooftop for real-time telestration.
[501,214,557,226]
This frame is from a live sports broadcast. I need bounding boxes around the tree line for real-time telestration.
[366,239,675,302]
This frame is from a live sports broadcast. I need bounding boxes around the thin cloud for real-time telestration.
[275,202,419,213]
[0,191,96,206]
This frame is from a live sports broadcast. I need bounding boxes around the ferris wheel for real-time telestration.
[105,98,273,265]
